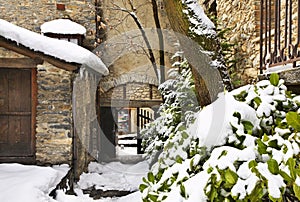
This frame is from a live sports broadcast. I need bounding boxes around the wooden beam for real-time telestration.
[0,36,78,71]
[0,58,43,68]
[99,99,162,108]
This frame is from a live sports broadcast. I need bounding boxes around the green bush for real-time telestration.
[140,73,300,202]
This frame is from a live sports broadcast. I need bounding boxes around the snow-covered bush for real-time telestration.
[141,58,199,167]
[140,73,300,201]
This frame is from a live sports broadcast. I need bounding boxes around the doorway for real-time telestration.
[116,107,154,155]
[0,68,35,163]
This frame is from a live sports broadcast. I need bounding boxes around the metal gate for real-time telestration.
[260,0,300,72]
[137,108,154,154]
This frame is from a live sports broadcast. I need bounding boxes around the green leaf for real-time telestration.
[293,183,300,200]
[267,159,279,175]
[176,156,183,163]
[242,120,254,134]
[180,183,187,198]
[248,185,263,201]
[139,184,148,192]
[148,172,155,183]
[225,169,238,185]
[257,139,268,155]
[249,160,258,169]
[263,134,269,142]
[270,195,282,202]
[279,170,292,183]
[253,97,262,106]
[148,194,158,202]
[287,158,296,180]
[268,139,280,149]
[207,167,213,174]
[142,177,149,185]
[182,131,189,139]
[270,73,280,86]
[218,150,228,159]
[286,112,300,132]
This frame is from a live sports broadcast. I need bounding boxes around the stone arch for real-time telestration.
[99,73,159,93]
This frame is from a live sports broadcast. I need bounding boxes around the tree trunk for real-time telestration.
[164,0,232,106]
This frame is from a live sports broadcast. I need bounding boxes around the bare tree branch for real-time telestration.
[151,0,165,83]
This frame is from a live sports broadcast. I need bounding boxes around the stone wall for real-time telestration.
[200,0,300,86]
[36,62,73,165]
[100,83,161,101]
[214,0,260,86]
[0,0,96,49]
[99,0,174,83]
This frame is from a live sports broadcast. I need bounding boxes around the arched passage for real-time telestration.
[97,74,163,160]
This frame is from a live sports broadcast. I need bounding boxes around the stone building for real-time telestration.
[0,17,108,180]
[0,0,173,172]
[198,0,300,92]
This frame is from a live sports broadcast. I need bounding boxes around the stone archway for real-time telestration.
[97,73,163,160]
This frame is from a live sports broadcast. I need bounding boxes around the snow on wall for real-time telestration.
[41,19,87,35]
[0,19,108,75]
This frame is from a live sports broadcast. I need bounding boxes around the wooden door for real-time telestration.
[0,68,35,160]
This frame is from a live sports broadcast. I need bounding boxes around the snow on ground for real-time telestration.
[78,161,149,192]
[0,163,69,202]
[56,190,142,202]
[0,161,147,202]
[57,160,148,202]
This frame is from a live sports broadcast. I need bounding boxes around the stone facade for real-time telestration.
[36,62,73,165]
[98,0,174,87]
[100,83,161,101]
[215,0,260,86]
[199,0,300,87]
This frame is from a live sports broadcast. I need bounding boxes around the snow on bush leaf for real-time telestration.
[141,69,300,202]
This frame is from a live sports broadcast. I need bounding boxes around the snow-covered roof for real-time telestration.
[0,19,108,75]
[41,19,87,35]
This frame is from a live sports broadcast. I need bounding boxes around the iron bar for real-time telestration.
[274,0,279,60]
[268,0,272,57]
[260,0,300,71]
[265,0,268,65]
[260,0,264,73]
[289,0,292,60]
[276,0,282,62]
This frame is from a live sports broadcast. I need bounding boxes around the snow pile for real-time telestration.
[0,163,69,202]
[78,161,149,192]
[140,73,300,201]
[41,19,86,35]
[0,19,108,75]
[188,92,259,149]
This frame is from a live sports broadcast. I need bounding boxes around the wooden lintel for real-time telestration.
[100,99,162,108]
[0,37,79,71]
[0,58,43,68]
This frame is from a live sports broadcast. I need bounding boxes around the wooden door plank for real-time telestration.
[0,69,8,112]
[20,69,31,112]
[0,116,8,144]
[8,116,21,146]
